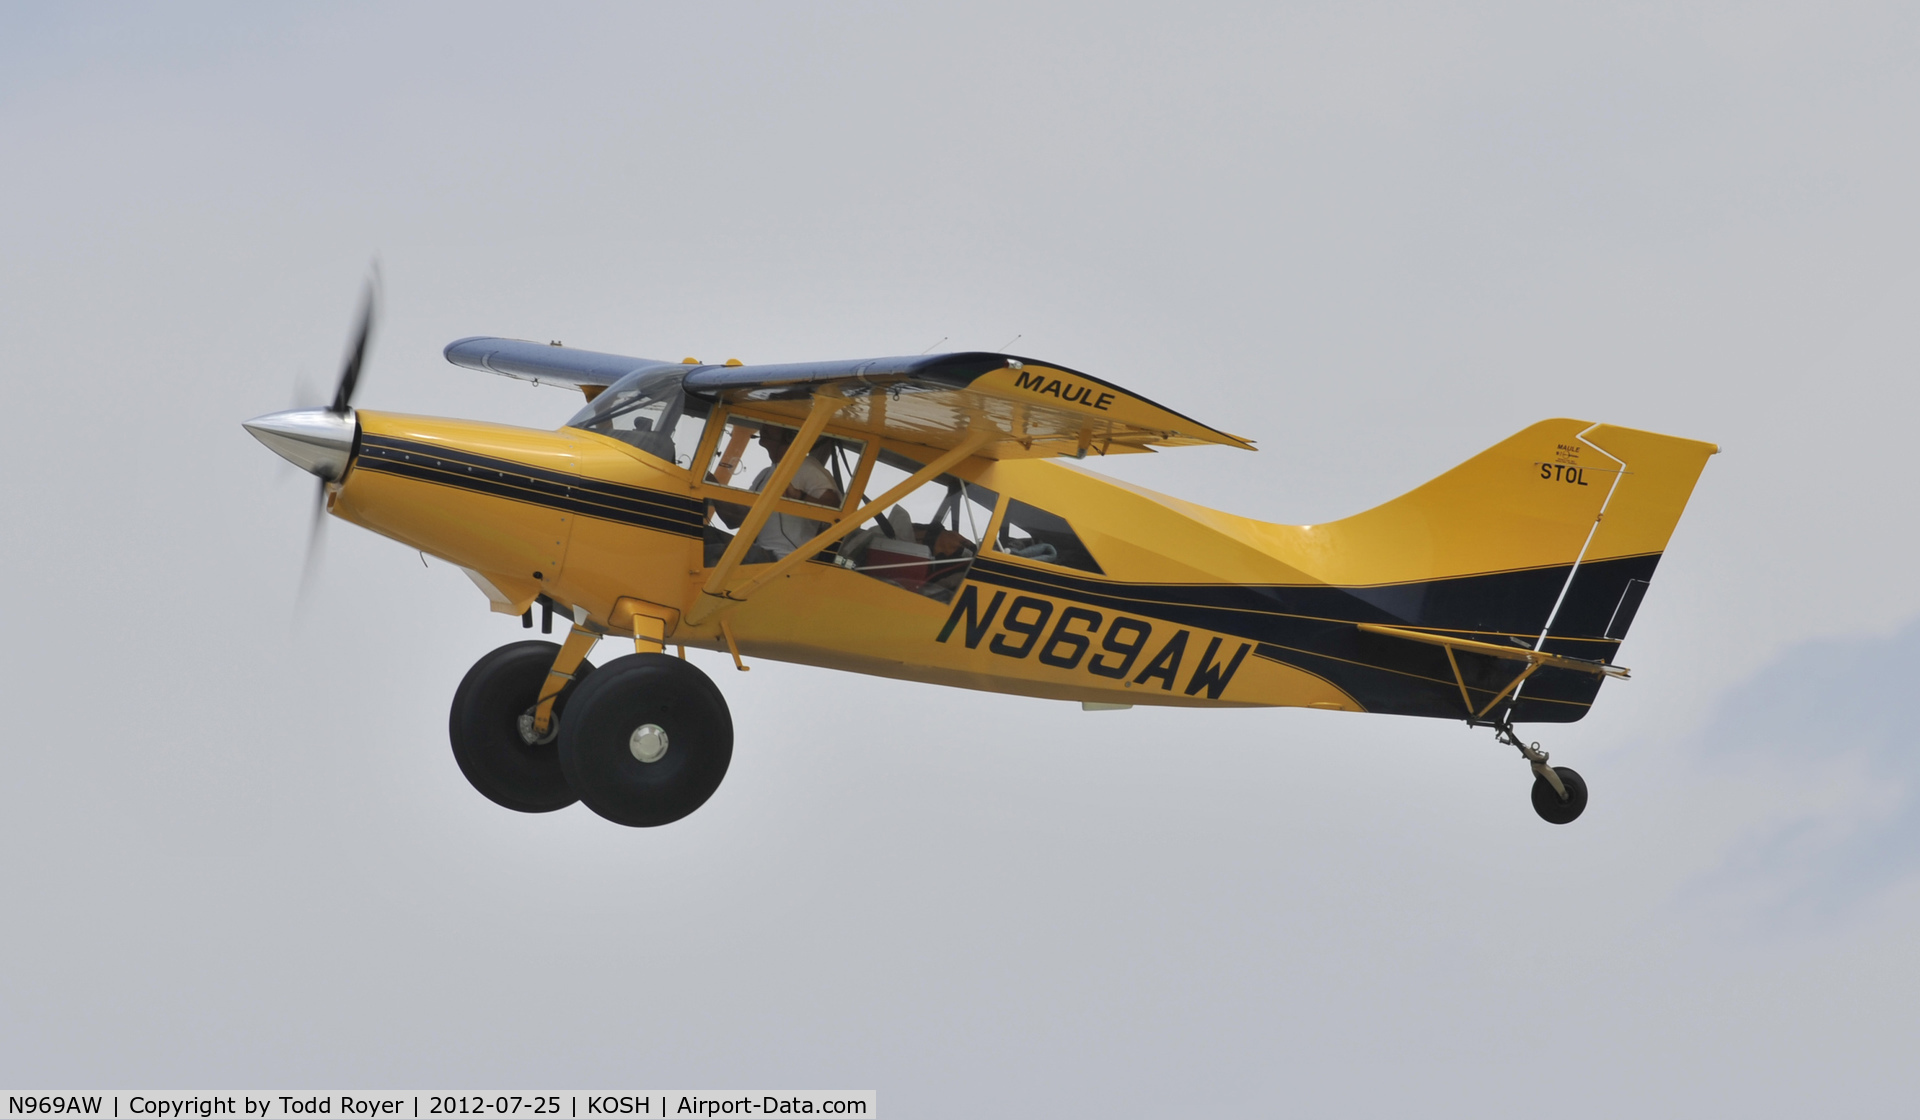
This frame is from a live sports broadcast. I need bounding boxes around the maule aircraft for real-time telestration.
[246,285,1715,827]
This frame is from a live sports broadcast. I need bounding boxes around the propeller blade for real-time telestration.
[329,266,380,415]
[290,368,320,411]
[297,477,329,607]
[281,263,378,613]
[273,370,322,485]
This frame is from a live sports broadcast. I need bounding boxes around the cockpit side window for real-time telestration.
[700,416,862,510]
[992,499,1103,574]
[697,418,867,567]
[565,366,708,466]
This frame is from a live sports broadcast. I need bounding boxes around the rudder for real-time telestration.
[1507,422,1718,720]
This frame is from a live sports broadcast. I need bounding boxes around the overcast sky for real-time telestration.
[3,3,1918,1115]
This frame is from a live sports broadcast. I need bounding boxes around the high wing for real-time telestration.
[682,351,1253,457]
[446,337,1253,458]
[444,336,671,396]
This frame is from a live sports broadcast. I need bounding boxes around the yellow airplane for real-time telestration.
[246,288,1716,828]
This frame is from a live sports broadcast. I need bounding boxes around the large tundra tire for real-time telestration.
[448,640,594,813]
[558,654,733,828]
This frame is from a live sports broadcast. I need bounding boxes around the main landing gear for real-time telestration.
[1492,719,1588,825]
[447,636,734,827]
[449,640,596,813]
[559,653,733,827]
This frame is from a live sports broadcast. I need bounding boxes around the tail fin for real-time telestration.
[1315,418,1717,722]
[1513,421,1717,720]
[1531,421,1720,638]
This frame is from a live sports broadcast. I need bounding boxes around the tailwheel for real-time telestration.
[1492,719,1589,825]
[558,653,734,827]
[1530,766,1588,825]
[449,640,596,813]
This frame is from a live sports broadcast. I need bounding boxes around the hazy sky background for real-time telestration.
[3,3,1917,1114]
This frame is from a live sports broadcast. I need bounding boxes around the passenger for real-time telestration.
[921,526,975,594]
[924,527,971,562]
[748,425,842,559]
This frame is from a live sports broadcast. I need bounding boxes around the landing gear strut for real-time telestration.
[1492,718,1588,825]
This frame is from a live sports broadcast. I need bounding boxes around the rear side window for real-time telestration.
[993,499,1103,574]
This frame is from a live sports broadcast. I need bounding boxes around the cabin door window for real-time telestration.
[831,449,999,603]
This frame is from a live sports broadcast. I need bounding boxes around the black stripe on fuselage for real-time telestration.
[353,434,707,539]
[350,434,1657,723]
[963,552,1662,723]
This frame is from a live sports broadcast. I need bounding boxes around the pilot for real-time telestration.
[747,425,843,559]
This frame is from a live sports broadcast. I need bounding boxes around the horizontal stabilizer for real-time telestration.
[1235,418,1716,724]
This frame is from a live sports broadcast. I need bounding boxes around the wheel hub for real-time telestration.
[629,723,670,763]
[518,708,560,747]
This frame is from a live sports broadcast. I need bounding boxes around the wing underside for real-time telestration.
[443,336,673,391]
[447,339,1252,459]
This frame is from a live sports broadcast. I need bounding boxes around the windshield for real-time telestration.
[565,365,707,465]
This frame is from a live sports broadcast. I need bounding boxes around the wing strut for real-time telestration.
[695,391,849,607]
[687,423,996,626]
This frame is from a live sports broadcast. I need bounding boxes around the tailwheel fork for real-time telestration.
[1489,717,1589,825]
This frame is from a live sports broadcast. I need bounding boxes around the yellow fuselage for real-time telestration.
[331,409,1715,722]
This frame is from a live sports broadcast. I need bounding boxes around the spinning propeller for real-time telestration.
[243,270,380,595]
